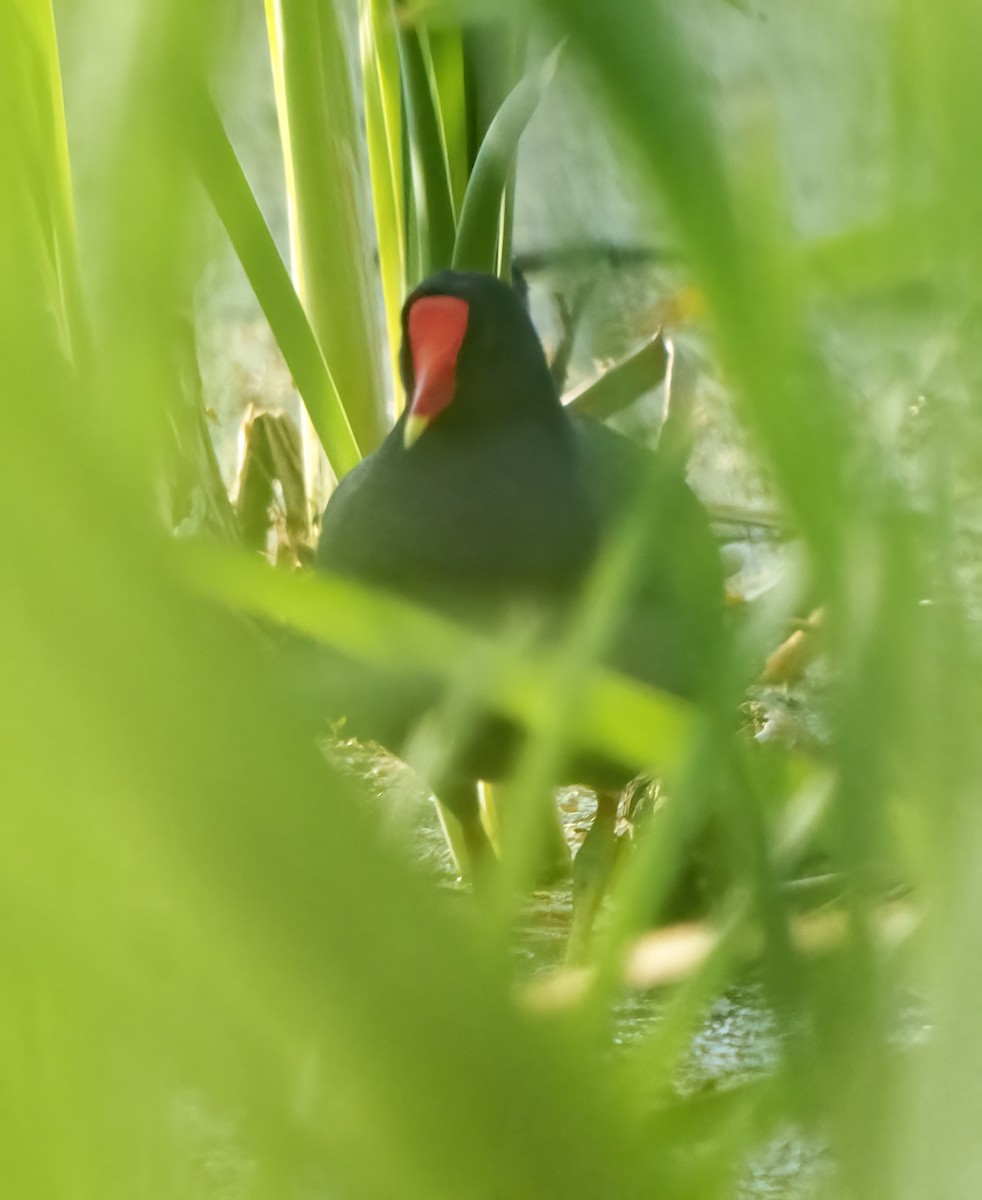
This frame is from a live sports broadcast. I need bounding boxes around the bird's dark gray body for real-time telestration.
[318,406,598,624]
[318,402,719,699]
[313,270,721,822]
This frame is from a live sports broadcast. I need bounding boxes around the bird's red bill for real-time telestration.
[407,295,469,420]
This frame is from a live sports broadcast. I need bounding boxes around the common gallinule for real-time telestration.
[317,270,722,936]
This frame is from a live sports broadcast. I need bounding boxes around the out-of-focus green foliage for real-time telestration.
[1,0,85,358]
[0,5,664,1197]
[7,0,982,1197]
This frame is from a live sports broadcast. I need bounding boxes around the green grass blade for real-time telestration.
[462,21,527,159]
[179,540,696,783]
[360,0,406,403]
[422,25,469,215]
[535,0,852,576]
[398,23,457,275]
[452,44,560,274]
[265,0,388,453]
[4,8,665,1194]
[190,94,361,479]
[564,332,668,418]
[2,0,88,364]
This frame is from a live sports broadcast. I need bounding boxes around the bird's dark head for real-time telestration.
[398,270,560,448]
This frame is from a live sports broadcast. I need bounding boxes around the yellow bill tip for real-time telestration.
[404,412,430,448]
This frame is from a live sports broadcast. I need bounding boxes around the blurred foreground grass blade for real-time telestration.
[480,464,712,925]
[360,0,406,403]
[805,216,931,297]
[80,4,227,494]
[191,93,361,479]
[452,44,560,274]
[2,0,87,363]
[894,0,982,282]
[1,405,662,1196]
[889,0,982,1163]
[4,8,663,1196]
[536,0,852,573]
[531,0,739,303]
[265,0,388,454]
[179,541,696,783]
[398,22,458,274]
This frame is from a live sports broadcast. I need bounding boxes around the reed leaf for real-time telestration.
[452,43,560,275]
[191,93,361,479]
[265,0,388,454]
[397,21,458,275]
[360,0,406,403]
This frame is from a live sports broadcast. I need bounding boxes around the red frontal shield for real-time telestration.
[407,295,470,423]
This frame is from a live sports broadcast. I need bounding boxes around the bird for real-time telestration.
[315,270,722,943]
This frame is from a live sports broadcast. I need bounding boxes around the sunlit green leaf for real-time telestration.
[265,0,388,453]
[452,44,559,274]
[191,93,361,479]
